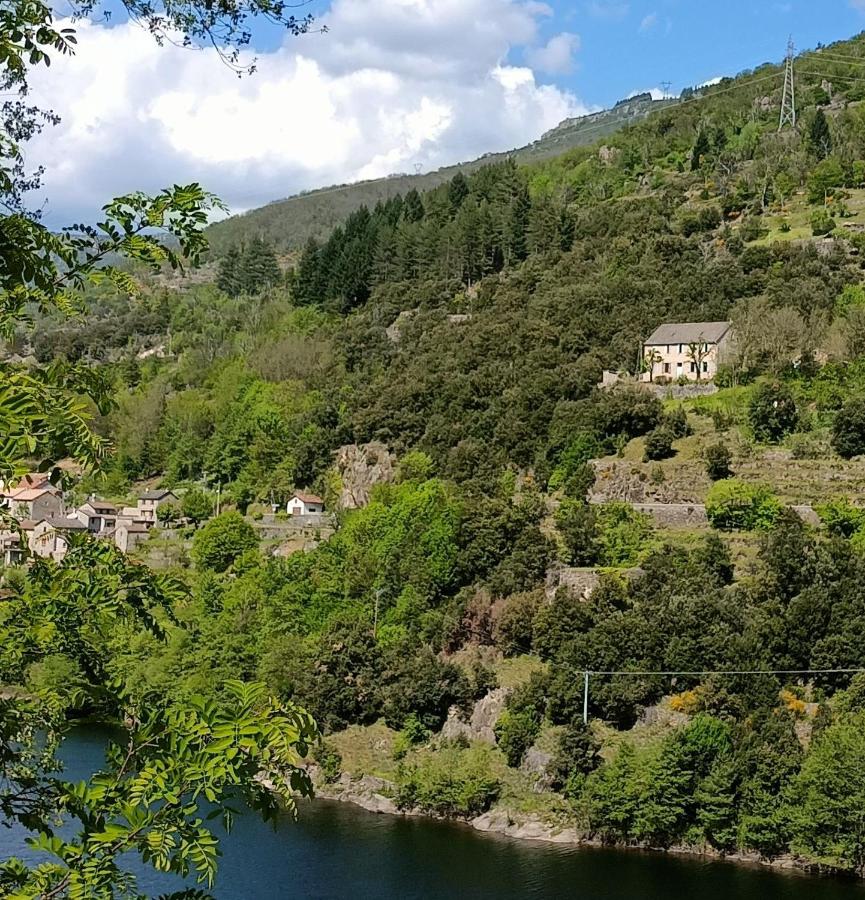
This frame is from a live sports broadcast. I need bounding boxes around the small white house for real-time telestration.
[286,491,324,516]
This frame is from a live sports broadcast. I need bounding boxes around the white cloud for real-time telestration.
[24,0,587,225]
[851,0,865,12]
[525,31,581,74]
[639,12,658,32]
[586,1,629,20]
[698,76,723,88]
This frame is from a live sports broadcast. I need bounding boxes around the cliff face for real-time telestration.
[334,442,396,510]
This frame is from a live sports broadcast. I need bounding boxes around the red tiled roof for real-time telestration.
[292,491,323,505]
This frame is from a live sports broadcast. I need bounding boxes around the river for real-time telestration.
[2,726,864,899]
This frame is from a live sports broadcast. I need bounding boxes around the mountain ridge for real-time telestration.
[205,93,675,254]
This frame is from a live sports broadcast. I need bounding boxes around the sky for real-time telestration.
[23,0,865,225]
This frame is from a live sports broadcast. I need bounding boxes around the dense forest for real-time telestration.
[12,27,865,885]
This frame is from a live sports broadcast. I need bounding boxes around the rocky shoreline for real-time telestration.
[312,771,836,881]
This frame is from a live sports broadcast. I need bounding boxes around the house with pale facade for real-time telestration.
[113,522,149,554]
[136,489,179,525]
[29,516,88,561]
[3,485,64,521]
[286,491,324,516]
[74,497,117,534]
[642,321,733,383]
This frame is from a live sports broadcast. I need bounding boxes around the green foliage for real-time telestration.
[555,500,598,566]
[156,499,181,525]
[704,442,733,481]
[790,714,865,874]
[547,720,600,796]
[392,713,431,761]
[181,488,214,524]
[595,502,653,567]
[217,237,282,298]
[816,497,865,538]
[807,157,844,203]
[191,510,258,571]
[494,708,541,768]
[643,427,674,461]
[492,590,541,657]
[705,479,782,531]
[748,380,799,442]
[810,208,837,237]
[831,397,865,459]
[313,739,343,783]
[395,746,501,818]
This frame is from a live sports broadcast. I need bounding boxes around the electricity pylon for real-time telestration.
[779,37,796,131]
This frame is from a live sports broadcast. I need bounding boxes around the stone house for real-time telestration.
[29,516,88,561]
[113,522,149,554]
[0,529,24,566]
[642,321,732,383]
[136,489,179,525]
[74,497,117,534]
[4,486,64,521]
[286,491,324,516]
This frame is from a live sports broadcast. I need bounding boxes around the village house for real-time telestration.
[0,529,24,566]
[3,485,64,521]
[642,321,733,383]
[136,489,179,525]
[29,516,88,562]
[74,497,117,534]
[286,491,325,516]
[113,522,149,554]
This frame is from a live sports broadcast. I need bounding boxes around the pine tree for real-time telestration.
[691,128,711,171]
[294,237,322,305]
[809,108,833,160]
[448,171,470,213]
[238,236,281,294]
[216,245,243,297]
[402,188,424,223]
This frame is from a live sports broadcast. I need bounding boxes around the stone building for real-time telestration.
[642,321,732,383]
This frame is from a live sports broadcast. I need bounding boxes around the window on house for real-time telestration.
[664,363,670,373]
[702,361,708,372]
[678,343,683,353]
[690,362,696,373]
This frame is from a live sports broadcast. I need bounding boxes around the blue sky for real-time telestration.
[540,0,865,107]
[27,0,865,224]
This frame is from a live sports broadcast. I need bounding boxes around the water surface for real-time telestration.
[2,726,863,899]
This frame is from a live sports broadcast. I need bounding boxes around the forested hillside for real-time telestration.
[14,27,865,880]
[204,92,670,254]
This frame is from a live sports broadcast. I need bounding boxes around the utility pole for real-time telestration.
[660,80,672,99]
[779,36,796,131]
[583,671,590,724]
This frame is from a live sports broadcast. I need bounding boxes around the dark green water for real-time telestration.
[2,726,864,899]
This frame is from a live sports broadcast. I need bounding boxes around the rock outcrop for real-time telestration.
[440,687,510,745]
[335,442,396,510]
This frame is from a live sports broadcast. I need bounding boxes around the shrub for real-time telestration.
[494,708,541,768]
[547,720,601,796]
[705,480,782,531]
[493,590,542,657]
[643,427,674,462]
[663,406,691,439]
[704,442,733,481]
[832,398,865,459]
[181,488,214,525]
[816,498,865,538]
[395,747,501,818]
[593,386,662,441]
[393,713,431,760]
[191,511,258,572]
[555,500,599,566]
[748,380,799,442]
[156,500,181,525]
[313,740,343,783]
[596,502,653,566]
[810,208,837,236]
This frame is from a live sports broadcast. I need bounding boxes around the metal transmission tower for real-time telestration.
[660,80,672,98]
[779,37,796,131]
